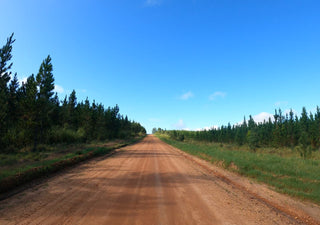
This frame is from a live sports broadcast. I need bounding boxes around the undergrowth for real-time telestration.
[0,136,145,193]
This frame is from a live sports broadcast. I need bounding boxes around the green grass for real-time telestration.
[157,134,320,204]
[0,136,145,193]
[0,147,105,180]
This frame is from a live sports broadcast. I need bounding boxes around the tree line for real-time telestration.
[155,107,320,158]
[0,34,146,152]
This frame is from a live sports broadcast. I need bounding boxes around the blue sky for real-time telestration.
[1,0,320,133]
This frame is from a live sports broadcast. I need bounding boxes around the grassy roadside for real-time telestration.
[156,134,320,204]
[0,136,145,194]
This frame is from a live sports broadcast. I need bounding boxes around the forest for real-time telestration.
[0,34,146,153]
[154,106,320,158]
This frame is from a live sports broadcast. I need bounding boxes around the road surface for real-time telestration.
[0,135,319,225]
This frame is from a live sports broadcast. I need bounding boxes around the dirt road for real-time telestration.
[0,135,319,225]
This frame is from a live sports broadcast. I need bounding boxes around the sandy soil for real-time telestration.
[0,135,319,225]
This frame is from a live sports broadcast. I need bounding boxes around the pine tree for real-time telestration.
[35,55,55,147]
[0,33,15,84]
[309,112,318,148]
[235,128,244,145]
[287,109,296,147]
[300,107,309,133]
[247,129,259,151]
[20,75,38,147]
[8,74,20,125]
[315,106,320,149]
[248,115,256,130]
[36,55,54,100]
[273,109,281,147]
[0,33,15,149]
[67,90,77,128]
[50,93,60,127]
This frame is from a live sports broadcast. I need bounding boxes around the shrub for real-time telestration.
[49,127,85,144]
[247,130,259,152]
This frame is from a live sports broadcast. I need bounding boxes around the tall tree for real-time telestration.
[8,74,20,125]
[315,106,320,148]
[300,107,309,133]
[65,90,77,128]
[0,33,15,85]
[35,55,55,146]
[248,115,256,130]
[20,75,38,147]
[36,55,54,100]
[0,33,15,149]
[287,109,296,147]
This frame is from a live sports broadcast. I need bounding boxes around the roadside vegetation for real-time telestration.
[0,137,143,194]
[153,107,320,204]
[0,33,146,192]
[154,106,320,157]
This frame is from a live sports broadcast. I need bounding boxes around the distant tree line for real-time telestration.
[0,34,146,152]
[155,107,320,157]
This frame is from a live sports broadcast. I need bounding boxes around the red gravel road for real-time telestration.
[0,135,319,225]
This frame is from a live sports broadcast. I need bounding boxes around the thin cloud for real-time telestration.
[173,119,186,130]
[18,76,28,86]
[209,91,226,101]
[180,91,194,100]
[195,125,218,131]
[236,112,274,126]
[54,84,64,94]
[145,0,162,7]
[253,112,274,123]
